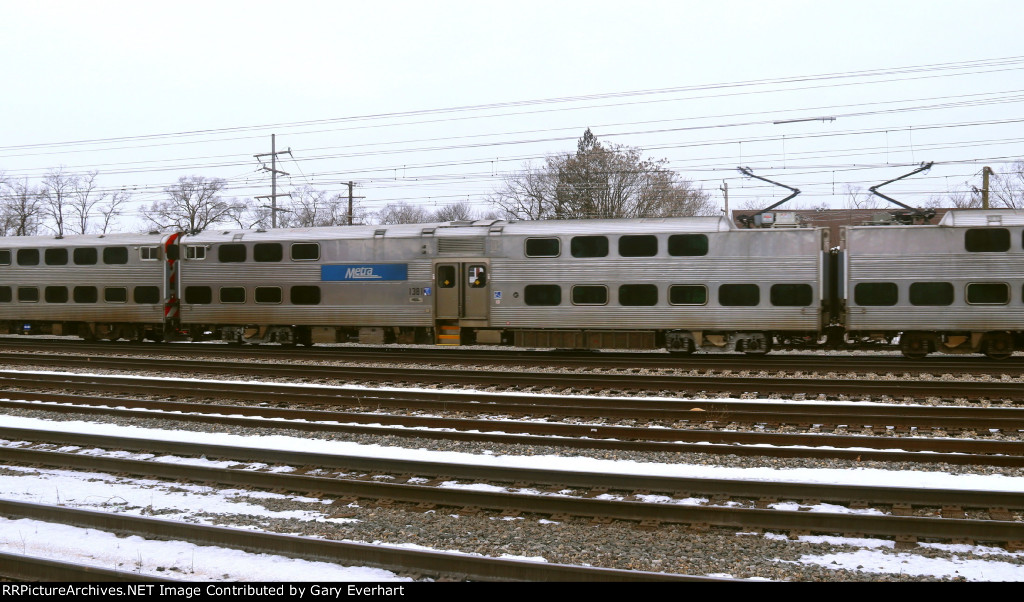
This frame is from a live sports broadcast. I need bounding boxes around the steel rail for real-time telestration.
[0,552,180,582]
[1,379,1022,431]
[3,338,1023,376]
[2,395,1022,466]
[4,429,1023,511]
[0,500,715,582]
[2,448,1022,547]
[0,354,1021,401]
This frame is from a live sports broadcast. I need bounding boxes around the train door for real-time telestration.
[434,261,489,343]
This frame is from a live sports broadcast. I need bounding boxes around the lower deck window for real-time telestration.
[291,286,321,305]
[854,282,898,306]
[0,287,10,302]
[719,284,760,306]
[18,287,38,302]
[618,284,658,306]
[255,287,282,304]
[134,286,160,304]
[105,287,127,303]
[524,285,561,306]
[45,287,68,303]
[909,282,954,306]
[571,285,608,305]
[185,286,212,305]
[966,282,1009,304]
[73,286,98,304]
[220,287,246,303]
[770,283,813,307]
[670,285,707,305]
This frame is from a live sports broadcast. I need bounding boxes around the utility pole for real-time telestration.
[254,134,293,228]
[345,182,353,225]
[720,181,729,218]
[982,166,993,209]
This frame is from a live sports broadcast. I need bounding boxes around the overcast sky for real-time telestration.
[1,1,1022,228]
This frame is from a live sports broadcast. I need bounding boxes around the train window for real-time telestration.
[73,286,97,304]
[186,246,206,260]
[437,265,456,288]
[770,283,813,307]
[104,287,127,303]
[570,236,608,258]
[619,284,658,306]
[854,282,898,306]
[618,235,657,257]
[17,249,39,266]
[18,287,38,302]
[0,287,10,302]
[291,243,320,261]
[719,284,760,306]
[965,228,1010,252]
[468,265,487,288]
[218,244,246,263]
[668,234,709,257]
[140,246,159,261]
[185,286,212,304]
[134,286,160,304]
[525,238,560,257]
[44,286,68,303]
[255,287,282,304]
[44,248,68,265]
[909,282,954,306]
[0,250,9,265]
[220,287,246,303]
[291,286,321,305]
[254,243,283,262]
[103,247,128,264]
[571,285,608,305]
[670,284,708,305]
[524,284,561,306]
[74,248,97,265]
[966,282,1009,305]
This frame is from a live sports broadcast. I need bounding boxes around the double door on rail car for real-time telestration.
[434,261,489,322]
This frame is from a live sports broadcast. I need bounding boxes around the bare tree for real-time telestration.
[96,188,131,234]
[285,186,357,227]
[432,200,476,222]
[376,202,432,225]
[843,184,882,210]
[0,177,43,236]
[492,129,712,220]
[67,170,105,234]
[142,176,232,233]
[39,167,77,237]
[991,160,1024,209]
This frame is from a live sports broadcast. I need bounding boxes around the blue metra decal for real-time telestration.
[322,264,409,281]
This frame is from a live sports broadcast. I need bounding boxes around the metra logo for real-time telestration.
[345,267,380,279]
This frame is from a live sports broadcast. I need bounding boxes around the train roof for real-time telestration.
[182,216,737,243]
[936,209,1024,227]
[0,231,169,248]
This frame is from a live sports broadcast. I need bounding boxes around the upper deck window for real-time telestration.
[291,243,320,261]
[525,238,560,258]
[17,249,39,266]
[218,244,246,263]
[254,243,283,262]
[570,236,608,258]
[44,248,68,265]
[965,228,1010,252]
[103,247,128,264]
[618,235,657,257]
[74,248,97,265]
[668,234,708,256]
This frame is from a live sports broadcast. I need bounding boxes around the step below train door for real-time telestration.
[434,261,489,345]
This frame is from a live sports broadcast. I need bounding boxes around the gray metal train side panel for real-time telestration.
[845,209,1024,331]
[0,233,166,324]
[178,226,434,327]
[488,218,825,332]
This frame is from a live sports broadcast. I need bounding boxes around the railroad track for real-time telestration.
[5,430,1023,550]
[0,352,1022,402]
[3,337,1024,377]
[1,375,1022,465]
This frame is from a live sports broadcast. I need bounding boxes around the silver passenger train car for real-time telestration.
[0,216,831,353]
[842,209,1024,359]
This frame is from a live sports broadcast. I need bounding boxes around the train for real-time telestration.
[0,208,1021,359]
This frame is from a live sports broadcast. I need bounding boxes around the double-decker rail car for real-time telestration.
[843,209,1024,359]
[0,232,172,340]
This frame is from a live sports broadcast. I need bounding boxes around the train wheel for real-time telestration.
[900,333,930,359]
[983,332,1014,360]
